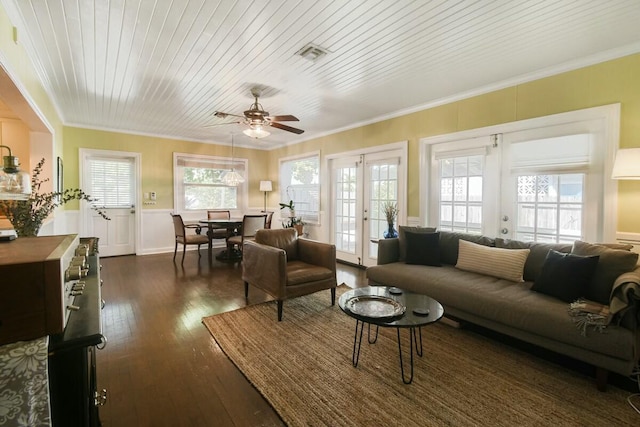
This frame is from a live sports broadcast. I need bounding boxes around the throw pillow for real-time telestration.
[404,231,441,266]
[571,241,639,305]
[455,239,530,282]
[439,231,496,265]
[398,226,436,261]
[495,238,572,282]
[531,250,600,303]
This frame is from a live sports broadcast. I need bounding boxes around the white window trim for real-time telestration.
[278,150,321,225]
[419,104,620,242]
[173,152,249,215]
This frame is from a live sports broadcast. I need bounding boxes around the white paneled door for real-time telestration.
[330,146,405,267]
[81,150,138,257]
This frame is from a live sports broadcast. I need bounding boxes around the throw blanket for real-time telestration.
[569,270,640,336]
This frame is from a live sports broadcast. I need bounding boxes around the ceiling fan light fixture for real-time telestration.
[243,127,270,139]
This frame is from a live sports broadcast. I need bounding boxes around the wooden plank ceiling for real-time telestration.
[3,0,640,148]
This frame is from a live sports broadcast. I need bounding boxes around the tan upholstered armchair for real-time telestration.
[242,228,337,321]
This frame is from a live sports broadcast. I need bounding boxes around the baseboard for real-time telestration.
[441,316,461,328]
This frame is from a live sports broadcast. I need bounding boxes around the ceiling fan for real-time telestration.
[208,89,304,138]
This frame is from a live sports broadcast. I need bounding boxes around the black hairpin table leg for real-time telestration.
[396,327,424,384]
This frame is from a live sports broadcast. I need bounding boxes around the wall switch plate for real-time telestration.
[150,192,157,201]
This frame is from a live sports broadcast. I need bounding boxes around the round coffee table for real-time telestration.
[339,285,444,384]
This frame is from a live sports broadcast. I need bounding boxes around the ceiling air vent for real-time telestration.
[296,43,328,62]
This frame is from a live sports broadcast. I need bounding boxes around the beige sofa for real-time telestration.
[366,229,640,390]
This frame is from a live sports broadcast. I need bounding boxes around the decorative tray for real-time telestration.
[344,295,406,320]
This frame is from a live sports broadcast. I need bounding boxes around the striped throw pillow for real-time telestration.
[455,239,530,282]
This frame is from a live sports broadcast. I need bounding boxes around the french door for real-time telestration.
[330,146,406,267]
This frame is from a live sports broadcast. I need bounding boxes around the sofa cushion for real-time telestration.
[455,240,529,282]
[531,250,599,303]
[439,231,495,265]
[398,226,436,261]
[255,229,298,261]
[495,238,572,282]
[571,241,639,305]
[405,231,441,266]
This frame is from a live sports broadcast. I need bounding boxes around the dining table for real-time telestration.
[199,218,243,261]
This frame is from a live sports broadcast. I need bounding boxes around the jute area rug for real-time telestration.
[202,285,638,426]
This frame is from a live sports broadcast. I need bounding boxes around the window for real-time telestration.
[508,133,592,243]
[515,174,584,243]
[279,153,320,224]
[87,157,134,208]
[174,153,247,212]
[422,104,619,243]
[438,155,483,234]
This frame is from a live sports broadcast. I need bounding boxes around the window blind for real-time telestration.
[89,157,134,208]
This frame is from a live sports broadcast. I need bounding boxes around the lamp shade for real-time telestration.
[222,170,245,186]
[259,180,272,192]
[612,148,640,180]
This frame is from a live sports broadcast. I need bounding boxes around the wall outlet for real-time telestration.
[150,192,156,201]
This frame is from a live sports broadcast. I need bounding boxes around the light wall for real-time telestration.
[271,53,640,233]
[62,127,268,210]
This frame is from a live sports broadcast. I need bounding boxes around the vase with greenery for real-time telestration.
[382,201,399,238]
[0,158,109,237]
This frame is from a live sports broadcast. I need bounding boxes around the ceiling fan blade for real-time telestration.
[203,120,242,128]
[270,121,304,134]
[268,115,299,122]
[214,111,245,119]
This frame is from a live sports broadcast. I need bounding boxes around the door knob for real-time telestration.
[502,215,509,222]
[501,228,509,234]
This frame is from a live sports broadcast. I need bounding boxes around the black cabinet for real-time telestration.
[48,250,106,427]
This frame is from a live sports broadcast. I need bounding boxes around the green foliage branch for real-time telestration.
[0,158,110,237]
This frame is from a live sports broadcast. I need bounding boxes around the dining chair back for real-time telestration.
[261,211,274,229]
[207,210,233,241]
[207,210,231,220]
[226,214,267,257]
[171,214,209,265]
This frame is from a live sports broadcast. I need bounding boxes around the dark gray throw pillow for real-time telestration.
[404,231,441,266]
[571,240,639,305]
[531,250,599,303]
[398,226,436,261]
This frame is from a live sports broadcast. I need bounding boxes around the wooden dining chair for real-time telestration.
[207,210,233,242]
[261,211,274,229]
[226,214,267,258]
[171,214,209,265]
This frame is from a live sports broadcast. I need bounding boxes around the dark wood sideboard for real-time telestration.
[0,235,106,426]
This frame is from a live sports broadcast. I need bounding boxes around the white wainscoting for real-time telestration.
[52,209,236,255]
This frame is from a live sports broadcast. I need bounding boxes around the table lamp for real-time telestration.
[260,180,272,211]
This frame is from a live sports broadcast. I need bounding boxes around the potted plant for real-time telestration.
[279,200,304,235]
[0,158,109,237]
[382,201,399,238]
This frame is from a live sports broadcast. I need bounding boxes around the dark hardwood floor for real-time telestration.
[97,248,367,427]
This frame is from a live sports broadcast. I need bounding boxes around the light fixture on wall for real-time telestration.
[612,148,640,179]
[222,133,245,186]
[260,180,272,211]
[0,123,32,200]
